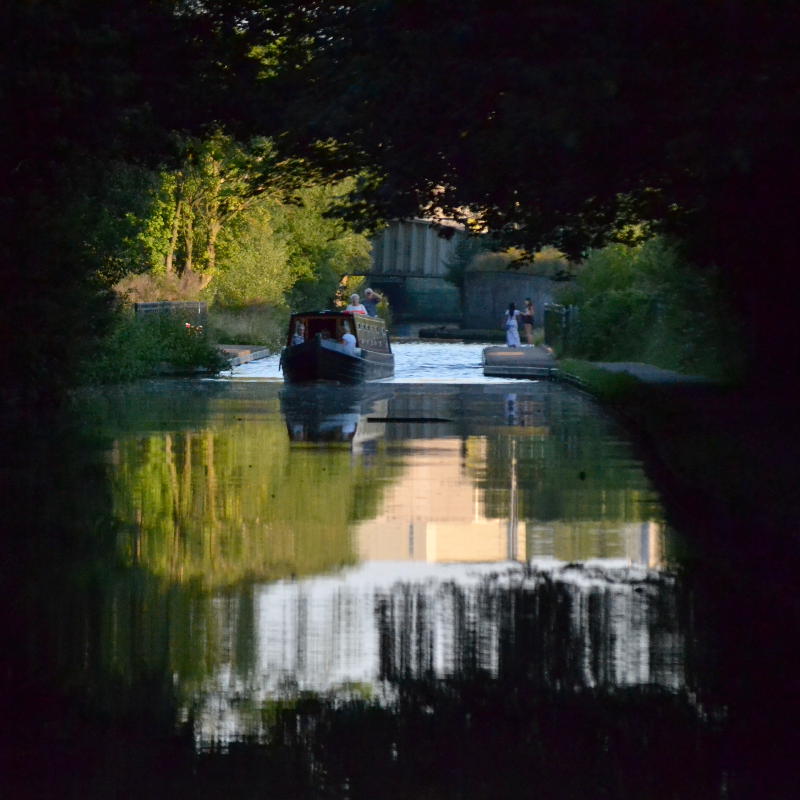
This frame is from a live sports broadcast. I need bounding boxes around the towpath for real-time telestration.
[482,344,714,386]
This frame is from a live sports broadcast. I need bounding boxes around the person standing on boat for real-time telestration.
[503,302,522,347]
[345,293,367,314]
[363,288,381,317]
[521,298,535,346]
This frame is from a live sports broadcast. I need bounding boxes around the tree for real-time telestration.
[209,206,293,307]
[164,133,309,280]
[555,238,743,379]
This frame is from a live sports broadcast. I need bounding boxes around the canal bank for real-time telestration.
[555,359,798,551]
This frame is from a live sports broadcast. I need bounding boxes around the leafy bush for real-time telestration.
[555,237,745,381]
[572,289,654,360]
[79,311,227,384]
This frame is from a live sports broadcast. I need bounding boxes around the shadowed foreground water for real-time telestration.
[2,376,799,798]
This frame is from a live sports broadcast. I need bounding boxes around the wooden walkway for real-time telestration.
[482,345,557,378]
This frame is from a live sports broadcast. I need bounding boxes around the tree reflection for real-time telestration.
[106,384,398,587]
[477,389,660,526]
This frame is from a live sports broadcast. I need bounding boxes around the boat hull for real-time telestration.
[281,339,394,383]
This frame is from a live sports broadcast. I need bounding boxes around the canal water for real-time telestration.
[2,344,797,797]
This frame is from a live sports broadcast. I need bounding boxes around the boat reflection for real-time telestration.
[280,384,388,451]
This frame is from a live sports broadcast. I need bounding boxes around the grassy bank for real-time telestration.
[78,303,290,386]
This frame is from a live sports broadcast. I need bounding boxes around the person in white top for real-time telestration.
[345,293,367,314]
[340,328,357,355]
[321,322,358,355]
[503,302,522,347]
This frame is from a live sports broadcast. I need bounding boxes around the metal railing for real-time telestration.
[134,301,207,325]
[543,303,579,356]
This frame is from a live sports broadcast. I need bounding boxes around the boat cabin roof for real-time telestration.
[287,310,391,353]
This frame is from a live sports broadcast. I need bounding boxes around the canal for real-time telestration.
[1,343,797,797]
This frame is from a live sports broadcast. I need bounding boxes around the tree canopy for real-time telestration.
[272,1,799,253]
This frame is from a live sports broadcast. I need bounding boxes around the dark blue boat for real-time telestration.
[280,311,394,383]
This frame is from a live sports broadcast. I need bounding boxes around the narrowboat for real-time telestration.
[279,310,394,383]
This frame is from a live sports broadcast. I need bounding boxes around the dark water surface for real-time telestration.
[2,375,798,798]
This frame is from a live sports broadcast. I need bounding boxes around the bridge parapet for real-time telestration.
[371,218,465,278]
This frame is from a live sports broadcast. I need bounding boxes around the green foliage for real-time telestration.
[112,161,373,313]
[555,238,745,381]
[276,182,373,311]
[209,206,293,306]
[557,245,640,301]
[207,304,289,349]
[106,133,306,286]
[205,179,372,312]
[78,161,171,284]
[79,312,227,385]
[574,288,654,360]
[166,133,292,275]
[557,359,642,402]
